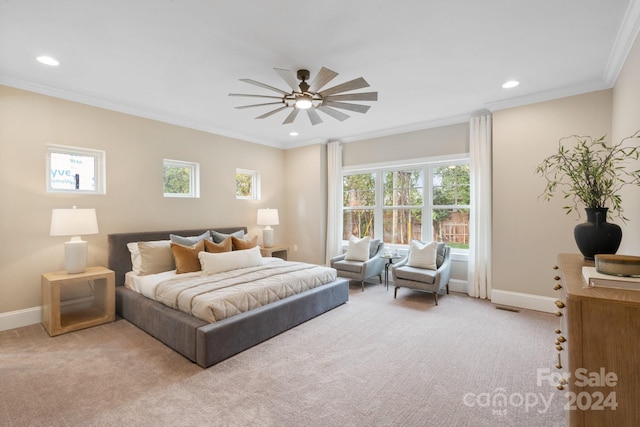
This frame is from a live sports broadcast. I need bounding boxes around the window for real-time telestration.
[236,169,261,200]
[46,145,106,194]
[342,159,470,250]
[343,172,376,239]
[163,159,199,198]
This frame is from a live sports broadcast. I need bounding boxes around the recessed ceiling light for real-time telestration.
[502,80,519,89]
[289,131,299,136]
[36,56,60,66]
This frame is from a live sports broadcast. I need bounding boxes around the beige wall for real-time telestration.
[283,144,327,265]
[492,90,613,297]
[0,85,285,314]
[612,32,640,255]
[343,123,469,167]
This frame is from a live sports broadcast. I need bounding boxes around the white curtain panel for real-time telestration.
[468,113,492,299]
[325,140,343,265]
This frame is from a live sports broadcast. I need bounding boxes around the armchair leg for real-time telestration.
[446,284,449,294]
[394,286,398,299]
[361,280,365,292]
[434,292,438,306]
[378,274,382,283]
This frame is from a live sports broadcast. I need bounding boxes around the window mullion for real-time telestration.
[374,169,383,240]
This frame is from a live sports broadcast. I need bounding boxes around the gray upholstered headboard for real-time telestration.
[107,227,247,286]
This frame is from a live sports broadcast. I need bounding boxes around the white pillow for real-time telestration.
[199,246,263,275]
[345,236,371,262]
[407,240,438,270]
[127,242,142,274]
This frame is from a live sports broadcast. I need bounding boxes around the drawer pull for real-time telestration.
[553,284,562,291]
[557,335,566,343]
[555,328,561,334]
[554,275,560,281]
[555,345,563,351]
[555,311,563,317]
[557,383,564,391]
[555,300,565,309]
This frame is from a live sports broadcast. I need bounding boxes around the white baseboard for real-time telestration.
[491,289,557,314]
[448,279,467,294]
[0,306,42,332]
[0,296,96,332]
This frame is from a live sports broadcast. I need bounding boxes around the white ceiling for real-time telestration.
[1,0,639,149]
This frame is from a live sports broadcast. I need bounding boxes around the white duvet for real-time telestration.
[125,259,337,323]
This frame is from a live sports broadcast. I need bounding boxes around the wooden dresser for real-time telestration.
[554,254,640,426]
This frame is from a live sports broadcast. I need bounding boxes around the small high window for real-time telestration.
[46,145,106,194]
[236,169,261,200]
[163,159,200,198]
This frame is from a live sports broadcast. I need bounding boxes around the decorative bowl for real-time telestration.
[594,254,640,277]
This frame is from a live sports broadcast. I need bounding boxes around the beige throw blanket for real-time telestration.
[154,262,337,323]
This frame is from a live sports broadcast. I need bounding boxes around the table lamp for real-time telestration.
[50,206,99,273]
[257,208,279,248]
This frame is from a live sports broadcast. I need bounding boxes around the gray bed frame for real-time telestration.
[108,227,349,368]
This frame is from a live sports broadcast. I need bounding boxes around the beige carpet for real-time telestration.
[0,283,566,427]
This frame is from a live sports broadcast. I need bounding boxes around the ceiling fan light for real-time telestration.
[295,95,313,110]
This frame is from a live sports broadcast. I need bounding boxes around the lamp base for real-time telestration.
[64,239,88,274]
[262,228,274,248]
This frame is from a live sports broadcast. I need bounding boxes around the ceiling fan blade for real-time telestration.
[322,101,371,114]
[229,93,283,100]
[306,108,323,125]
[274,68,300,92]
[239,78,289,95]
[310,67,339,93]
[323,92,378,102]
[317,105,350,122]
[319,77,369,96]
[235,101,283,109]
[256,106,290,119]
[282,108,300,124]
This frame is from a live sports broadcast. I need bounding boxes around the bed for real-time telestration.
[108,227,349,368]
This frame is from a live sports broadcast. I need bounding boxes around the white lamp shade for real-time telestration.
[50,207,99,236]
[257,208,279,226]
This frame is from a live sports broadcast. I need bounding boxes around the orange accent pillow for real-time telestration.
[170,239,205,274]
[204,236,232,253]
[232,235,258,250]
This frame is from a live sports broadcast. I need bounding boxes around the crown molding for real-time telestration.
[484,80,611,113]
[603,0,640,85]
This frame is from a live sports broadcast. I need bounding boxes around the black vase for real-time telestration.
[573,208,622,260]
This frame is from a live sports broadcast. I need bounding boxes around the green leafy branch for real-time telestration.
[535,131,640,221]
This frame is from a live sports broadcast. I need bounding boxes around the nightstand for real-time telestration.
[260,245,288,260]
[41,266,115,336]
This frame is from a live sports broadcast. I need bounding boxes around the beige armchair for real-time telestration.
[330,239,385,291]
[391,242,451,305]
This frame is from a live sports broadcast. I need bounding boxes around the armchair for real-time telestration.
[330,239,385,291]
[391,242,451,305]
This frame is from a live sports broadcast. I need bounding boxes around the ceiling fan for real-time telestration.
[229,67,378,125]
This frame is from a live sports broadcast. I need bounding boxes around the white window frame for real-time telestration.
[236,168,261,200]
[46,144,106,194]
[163,159,200,198]
[342,154,470,253]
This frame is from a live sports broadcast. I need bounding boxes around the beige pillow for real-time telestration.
[136,240,175,275]
[199,246,263,275]
[407,240,438,270]
[170,240,205,274]
[204,236,232,253]
[232,235,258,250]
[345,236,371,262]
